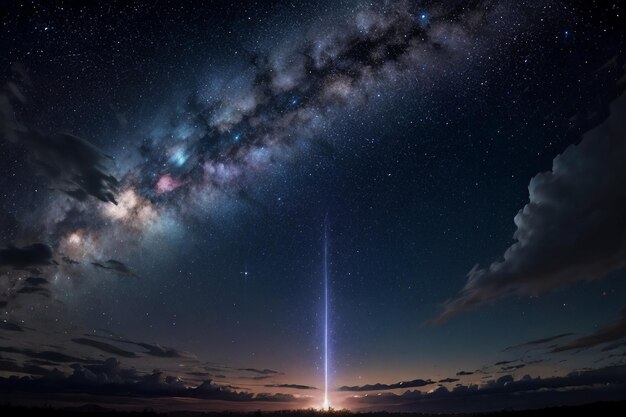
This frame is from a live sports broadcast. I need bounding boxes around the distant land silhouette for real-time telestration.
[1,400,625,417]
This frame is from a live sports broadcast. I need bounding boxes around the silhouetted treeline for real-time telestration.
[0,401,625,417]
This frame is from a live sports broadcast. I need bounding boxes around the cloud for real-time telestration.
[61,256,80,265]
[71,338,138,358]
[494,360,517,365]
[14,276,51,298]
[456,370,474,376]
[0,321,23,332]
[503,332,575,351]
[0,244,53,271]
[265,383,317,390]
[0,346,96,364]
[0,359,63,377]
[27,132,119,204]
[0,356,304,403]
[500,364,525,372]
[2,72,118,206]
[239,368,281,375]
[23,277,47,286]
[338,378,434,392]
[434,89,626,323]
[553,309,626,353]
[16,285,50,297]
[438,378,460,383]
[346,365,626,413]
[91,259,138,278]
[602,341,626,352]
[85,334,189,359]
[132,342,187,358]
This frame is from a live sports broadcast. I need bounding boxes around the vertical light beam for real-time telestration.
[323,220,330,410]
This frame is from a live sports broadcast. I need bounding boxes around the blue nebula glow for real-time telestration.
[170,148,188,167]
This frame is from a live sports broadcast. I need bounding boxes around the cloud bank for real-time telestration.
[346,365,626,413]
[435,86,626,323]
[339,378,434,392]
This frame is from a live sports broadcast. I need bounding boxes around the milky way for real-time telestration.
[2,0,542,289]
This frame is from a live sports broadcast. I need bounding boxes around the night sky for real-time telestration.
[1,0,626,413]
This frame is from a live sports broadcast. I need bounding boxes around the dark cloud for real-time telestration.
[0,359,63,377]
[0,346,96,364]
[89,335,188,358]
[61,256,80,265]
[130,342,186,358]
[438,378,460,383]
[1,73,118,205]
[553,309,626,353]
[0,321,23,332]
[503,332,575,351]
[500,364,526,372]
[239,368,281,375]
[346,365,626,413]
[338,378,434,392]
[91,259,138,278]
[254,392,301,402]
[23,277,47,286]
[434,89,626,323]
[264,383,317,390]
[494,360,516,366]
[72,338,138,358]
[456,370,474,376]
[0,244,53,271]
[16,285,50,297]
[0,357,303,403]
[602,340,626,352]
[28,132,118,204]
[15,276,50,297]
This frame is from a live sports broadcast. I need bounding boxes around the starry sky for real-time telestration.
[1,0,626,413]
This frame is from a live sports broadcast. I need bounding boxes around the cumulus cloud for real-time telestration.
[338,378,434,392]
[434,89,626,323]
[553,309,626,353]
